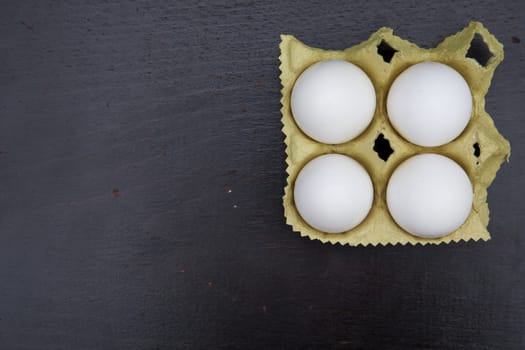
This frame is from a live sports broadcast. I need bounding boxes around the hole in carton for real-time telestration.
[373,133,394,161]
[377,40,397,63]
[466,34,493,67]
[473,142,481,157]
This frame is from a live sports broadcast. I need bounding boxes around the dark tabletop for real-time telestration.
[1,1,524,349]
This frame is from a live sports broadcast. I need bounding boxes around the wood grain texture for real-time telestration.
[0,0,523,349]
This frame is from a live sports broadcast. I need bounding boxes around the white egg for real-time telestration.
[293,154,374,233]
[386,153,473,238]
[291,60,376,144]
[387,62,472,147]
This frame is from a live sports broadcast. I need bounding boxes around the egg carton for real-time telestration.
[280,22,510,246]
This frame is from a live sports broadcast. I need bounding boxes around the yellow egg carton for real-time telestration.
[280,22,510,246]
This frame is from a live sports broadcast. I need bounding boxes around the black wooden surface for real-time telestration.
[1,1,524,349]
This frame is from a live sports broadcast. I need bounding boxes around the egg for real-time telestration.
[386,153,473,238]
[293,154,374,233]
[291,60,376,144]
[387,62,472,147]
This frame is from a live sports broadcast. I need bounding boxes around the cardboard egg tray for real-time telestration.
[280,22,510,246]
